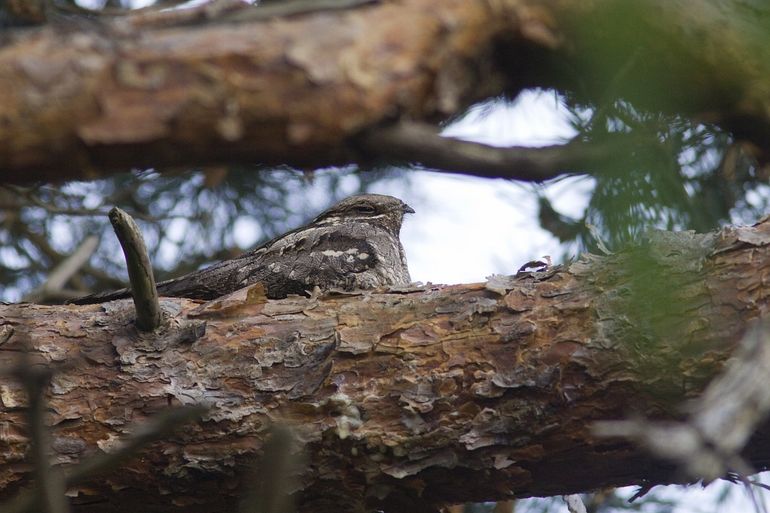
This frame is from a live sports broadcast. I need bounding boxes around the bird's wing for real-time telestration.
[68,212,385,304]
[232,232,379,298]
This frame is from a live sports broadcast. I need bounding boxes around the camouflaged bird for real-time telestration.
[72,194,414,303]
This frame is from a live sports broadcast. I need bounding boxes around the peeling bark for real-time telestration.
[2,221,770,512]
[2,0,770,182]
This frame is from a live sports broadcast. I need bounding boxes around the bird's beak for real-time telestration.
[402,203,415,214]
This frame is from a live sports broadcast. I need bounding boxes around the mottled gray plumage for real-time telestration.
[72,194,413,304]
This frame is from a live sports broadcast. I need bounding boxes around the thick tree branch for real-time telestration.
[2,0,769,183]
[2,221,770,512]
[0,0,515,183]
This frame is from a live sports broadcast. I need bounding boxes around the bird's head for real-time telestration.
[314,194,414,234]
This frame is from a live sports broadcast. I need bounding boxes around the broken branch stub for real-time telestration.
[108,207,162,331]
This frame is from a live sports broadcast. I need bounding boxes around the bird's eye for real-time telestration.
[352,205,376,214]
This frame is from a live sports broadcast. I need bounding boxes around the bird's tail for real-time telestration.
[68,287,132,305]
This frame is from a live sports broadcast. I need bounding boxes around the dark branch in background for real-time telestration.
[0,0,197,27]
[356,122,642,182]
[595,318,770,481]
[3,0,379,39]
[0,0,47,26]
[108,207,161,331]
[6,184,163,221]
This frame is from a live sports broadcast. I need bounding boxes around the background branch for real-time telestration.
[23,236,99,304]
[357,122,643,181]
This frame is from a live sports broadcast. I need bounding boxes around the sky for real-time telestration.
[379,91,592,288]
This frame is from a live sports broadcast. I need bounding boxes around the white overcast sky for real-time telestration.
[391,91,588,287]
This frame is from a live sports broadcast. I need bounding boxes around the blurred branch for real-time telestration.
[241,425,298,513]
[23,236,99,304]
[53,0,191,17]
[595,318,770,481]
[5,354,69,513]
[118,0,247,30]
[357,122,642,182]
[119,0,377,31]
[81,264,128,290]
[2,405,208,513]
[2,0,770,181]
[4,185,162,222]
[66,405,208,484]
[1,0,48,26]
[23,365,69,513]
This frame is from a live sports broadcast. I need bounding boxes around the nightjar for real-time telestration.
[72,194,414,303]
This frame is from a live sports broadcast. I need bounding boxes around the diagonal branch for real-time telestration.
[22,236,99,304]
[2,405,207,513]
[595,318,770,482]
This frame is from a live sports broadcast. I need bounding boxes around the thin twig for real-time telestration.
[356,121,643,182]
[108,207,162,331]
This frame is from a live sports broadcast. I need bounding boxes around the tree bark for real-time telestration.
[0,0,511,183]
[2,220,770,512]
[2,0,770,183]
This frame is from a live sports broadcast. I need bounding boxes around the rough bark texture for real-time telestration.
[0,0,511,182]
[2,220,770,512]
[2,0,770,183]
